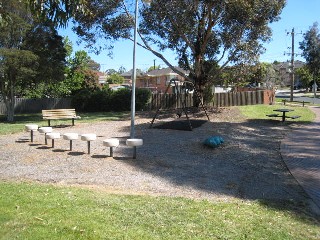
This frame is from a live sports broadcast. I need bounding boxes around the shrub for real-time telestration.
[71,89,93,111]
[136,88,151,111]
[71,88,152,112]
[109,88,131,111]
[86,90,111,112]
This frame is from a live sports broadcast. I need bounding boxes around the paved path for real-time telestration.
[281,106,320,211]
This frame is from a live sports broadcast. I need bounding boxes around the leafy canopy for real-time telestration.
[26,0,286,92]
[71,0,285,89]
[300,22,320,77]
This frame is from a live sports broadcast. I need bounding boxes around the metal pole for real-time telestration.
[290,28,295,102]
[130,0,139,139]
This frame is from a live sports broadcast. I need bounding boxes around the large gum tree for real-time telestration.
[300,22,320,88]
[28,0,285,98]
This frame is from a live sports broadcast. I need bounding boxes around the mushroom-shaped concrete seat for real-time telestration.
[25,124,39,142]
[63,133,79,151]
[45,132,60,148]
[81,134,96,154]
[103,138,120,157]
[126,138,143,159]
[38,127,53,145]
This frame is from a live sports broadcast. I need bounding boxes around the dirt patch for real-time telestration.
[0,107,310,204]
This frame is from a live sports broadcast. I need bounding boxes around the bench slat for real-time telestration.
[42,109,80,126]
[290,115,301,119]
[266,114,280,117]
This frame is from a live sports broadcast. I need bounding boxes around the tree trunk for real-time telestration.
[6,100,14,122]
[5,77,15,122]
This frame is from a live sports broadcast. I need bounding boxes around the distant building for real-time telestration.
[97,72,108,86]
[273,60,305,87]
[137,67,189,93]
[120,69,145,86]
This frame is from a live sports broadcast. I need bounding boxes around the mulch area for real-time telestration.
[0,107,312,206]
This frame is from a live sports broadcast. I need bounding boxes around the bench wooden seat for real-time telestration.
[289,115,301,119]
[266,114,280,117]
[42,109,81,126]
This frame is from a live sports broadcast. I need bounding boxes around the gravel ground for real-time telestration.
[0,108,310,203]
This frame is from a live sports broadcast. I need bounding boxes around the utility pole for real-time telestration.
[290,28,295,102]
[153,59,156,70]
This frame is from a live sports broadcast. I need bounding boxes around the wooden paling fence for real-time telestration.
[213,90,266,107]
[149,90,270,109]
[148,93,194,110]
[0,98,72,114]
[0,90,273,114]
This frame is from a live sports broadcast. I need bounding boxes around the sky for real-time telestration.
[58,0,320,72]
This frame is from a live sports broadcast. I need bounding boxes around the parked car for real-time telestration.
[110,85,130,91]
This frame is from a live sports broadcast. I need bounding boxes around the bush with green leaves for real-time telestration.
[136,88,151,111]
[71,88,151,112]
[108,88,131,111]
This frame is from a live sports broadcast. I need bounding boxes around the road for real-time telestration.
[275,90,320,104]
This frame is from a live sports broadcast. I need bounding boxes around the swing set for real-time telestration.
[149,78,210,131]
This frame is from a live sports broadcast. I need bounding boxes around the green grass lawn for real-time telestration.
[0,182,319,240]
[0,112,129,135]
[238,104,316,123]
[1,107,319,239]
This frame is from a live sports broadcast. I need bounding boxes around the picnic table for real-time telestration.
[266,108,301,122]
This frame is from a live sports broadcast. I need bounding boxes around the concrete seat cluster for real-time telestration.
[24,124,143,158]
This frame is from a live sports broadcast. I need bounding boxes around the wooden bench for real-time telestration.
[289,115,301,119]
[266,114,280,117]
[42,109,81,126]
[282,99,310,107]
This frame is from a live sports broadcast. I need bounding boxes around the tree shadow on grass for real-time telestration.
[117,117,320,219]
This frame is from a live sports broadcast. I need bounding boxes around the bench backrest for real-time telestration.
[42,109,77,119]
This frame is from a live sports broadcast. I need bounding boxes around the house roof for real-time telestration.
[147,67,189,76]
[121,69,145,77]
[273,60,305,70]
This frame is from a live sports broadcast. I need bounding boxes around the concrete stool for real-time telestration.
[45,132,60,148]
[63,133,79,151]
[103,138,120,157]
[81,134,96,154]
[25,124,38,142]
[126,138,143,159]
[38,127,53,145]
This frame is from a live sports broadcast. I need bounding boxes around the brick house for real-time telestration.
[121,69,145,86]
[136,67,189,93]
[273,60,304,87]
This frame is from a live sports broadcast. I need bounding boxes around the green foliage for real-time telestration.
[140,0,286,88]
[0,0,35,121]
[27,0,87,27]
[0,48,38,121]
[69,0,285,94]
[135,88,152,111]
[1,182,319,239]
[295,66,314,89]
[109,88,131,111]
[71,88,151,112]
[300,22,320,77]
[107,73,124,84]
[63,49,101,95]
[21,21,67,85]
[0,0,74,122]
[71,89,95,112]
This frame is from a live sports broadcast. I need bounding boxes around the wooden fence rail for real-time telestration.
[0,98,72,115]
[0,90,273,114]
[213,90,266,107]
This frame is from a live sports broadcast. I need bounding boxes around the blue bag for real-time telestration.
[203,136,224,148]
